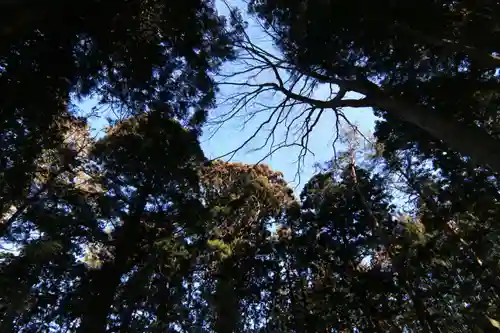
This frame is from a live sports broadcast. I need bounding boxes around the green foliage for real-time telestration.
[207,239,233,259]
[4,2,500,333]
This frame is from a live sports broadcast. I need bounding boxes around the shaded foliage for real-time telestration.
[3,2,500,333]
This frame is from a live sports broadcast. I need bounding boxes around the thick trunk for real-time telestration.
[357,81,500,173]
[213,266,240,333]
[362,302,384,333]
[394,271,435,333]
[77,251,128,333]
[309,72,500,173]
[77,191,148,333]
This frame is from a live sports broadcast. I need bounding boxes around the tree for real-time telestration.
[0,0,238,243]
[0,3,241,331]
[6,2,500,331]
[74,111,207,332]
[0,5,238,328]
[374,131,500,332]
[0,110,204,331]
[4,112,500,332]
[0,106,300,331]
[199,161,295,333]
[219,1,500,173]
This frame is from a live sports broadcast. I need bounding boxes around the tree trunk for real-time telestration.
[363,84,500,173]
[213,259,241,333]
[77,190,148,333]
[296,69,500,173]
[77,250,129,333]
[405,171,500,297]
[392,262,441,333]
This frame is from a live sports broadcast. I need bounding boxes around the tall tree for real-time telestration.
[74,111,207,332]
[199,161,295,332]
[222,1,500,173]
[0,4,238,328]
[0,0,238,243]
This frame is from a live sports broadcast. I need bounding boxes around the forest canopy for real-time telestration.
[2,1,500,332]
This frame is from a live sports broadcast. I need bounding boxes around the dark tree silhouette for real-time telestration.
[3,2,500,332]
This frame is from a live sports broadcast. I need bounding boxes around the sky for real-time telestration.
[79,0,379,192]
[202,0,379,189]
[0,1,381,324]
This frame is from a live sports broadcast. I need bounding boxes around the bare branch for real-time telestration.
[208,14,379,179]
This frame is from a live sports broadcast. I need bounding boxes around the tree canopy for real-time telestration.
[2,1,500,332]
[222,0,500,173]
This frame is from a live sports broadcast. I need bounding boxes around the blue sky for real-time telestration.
[204,0,379,189]
[79,0,379,191]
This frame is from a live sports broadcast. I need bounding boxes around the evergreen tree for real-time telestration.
[5,2,500,332]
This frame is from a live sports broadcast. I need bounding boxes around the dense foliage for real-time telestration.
[2,1,500,332]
